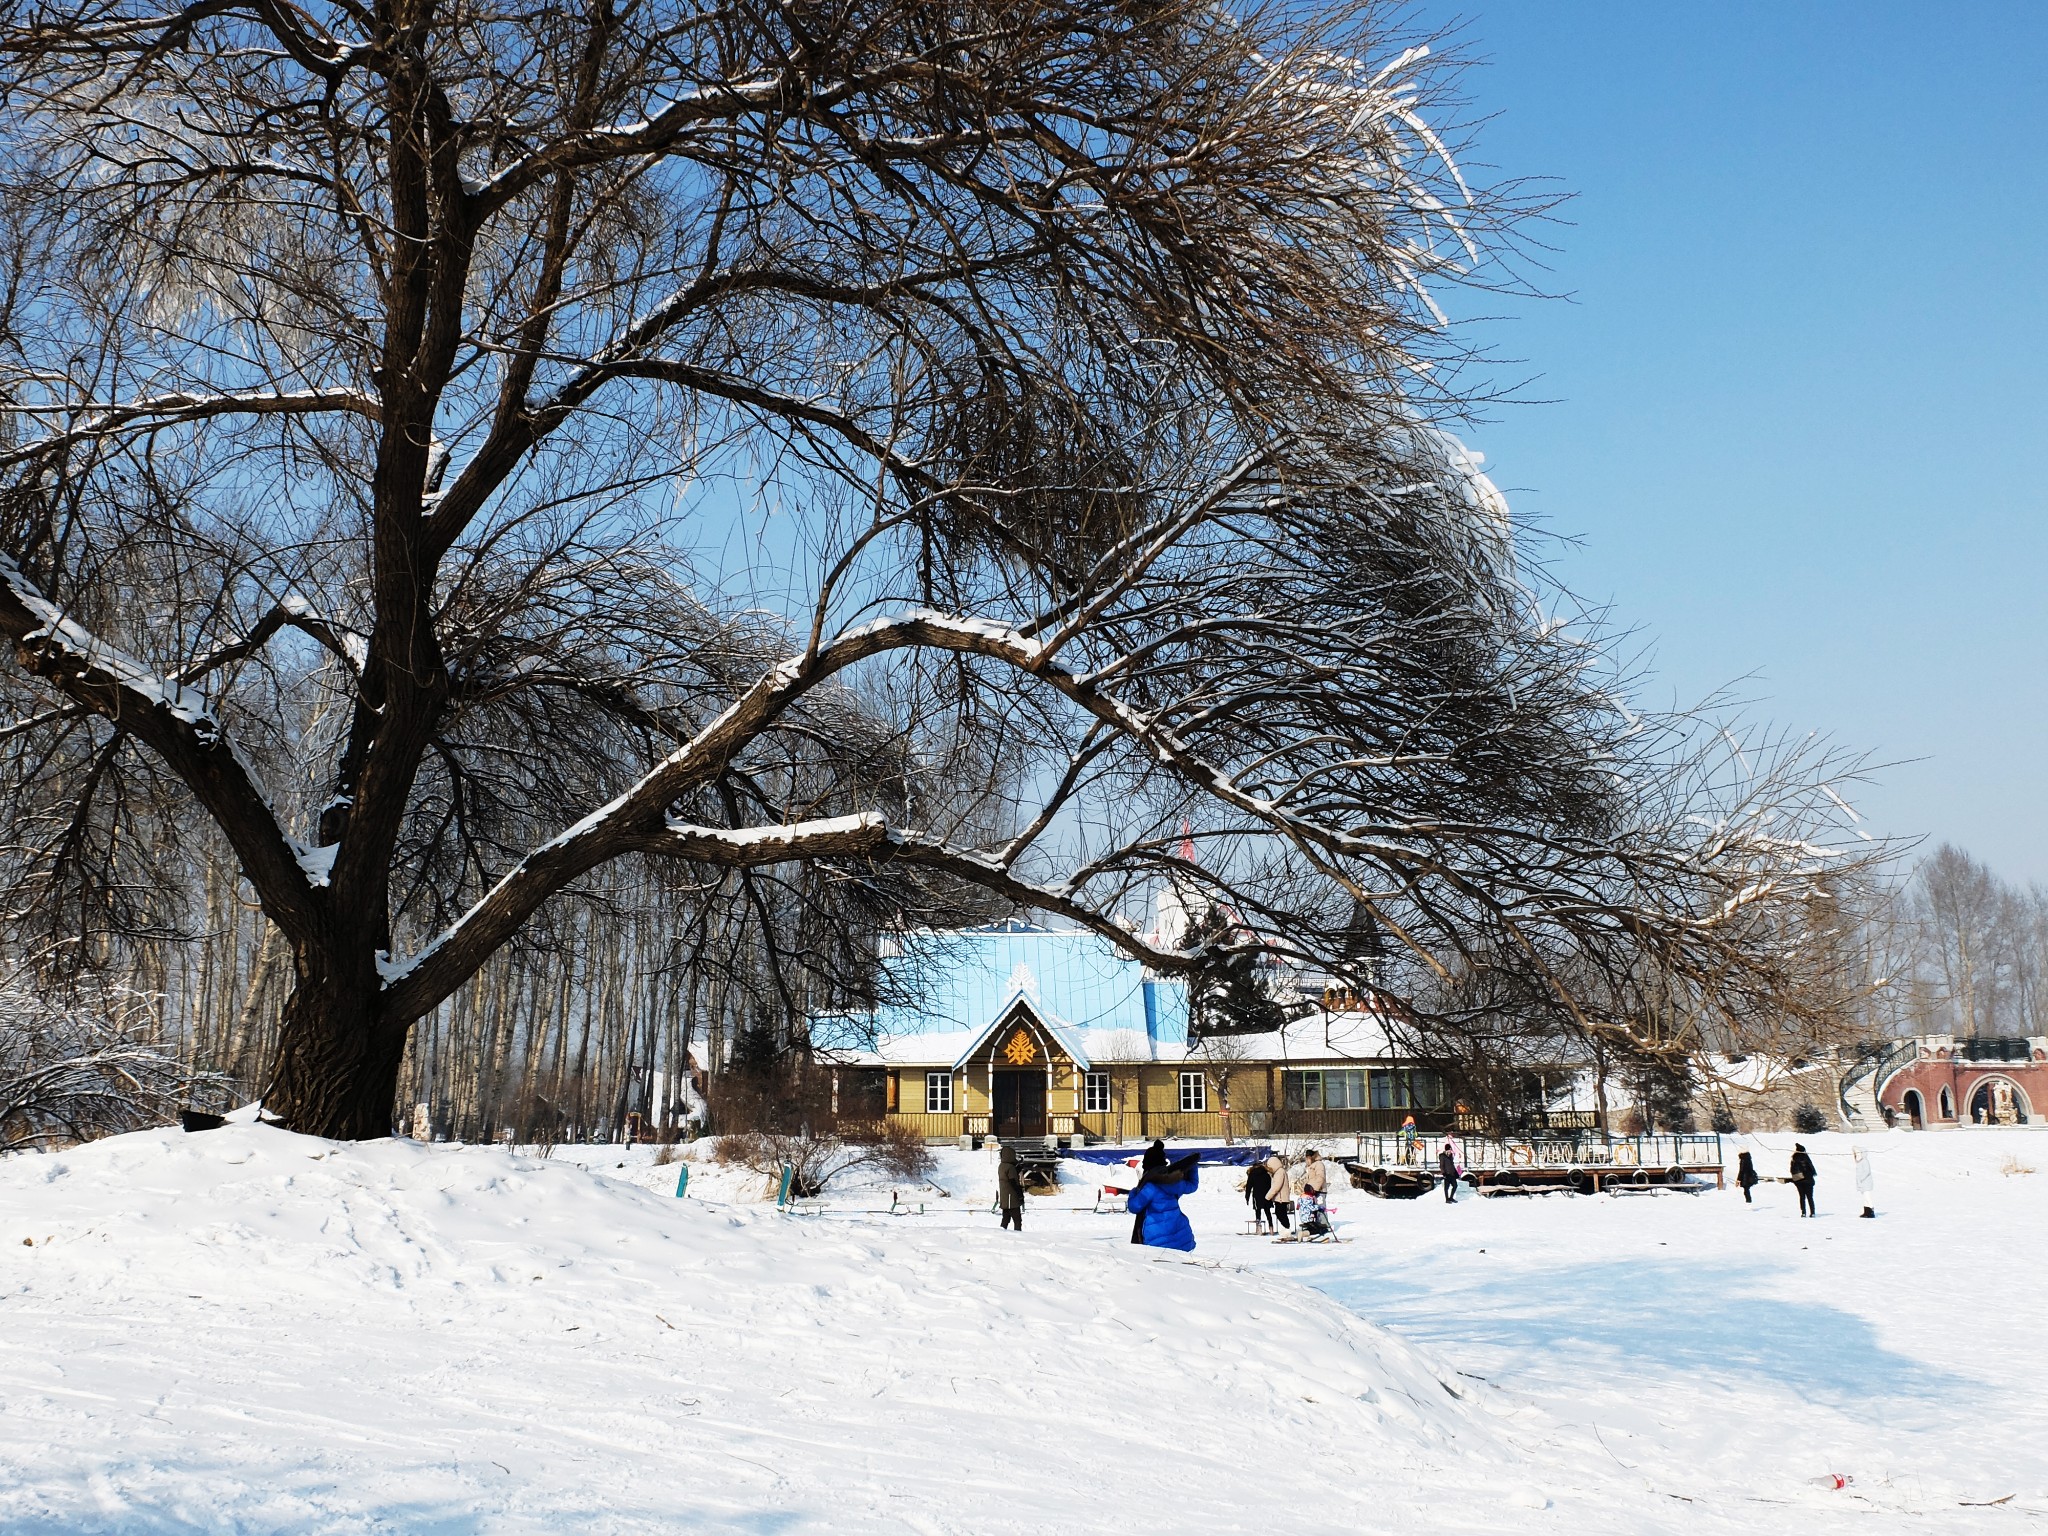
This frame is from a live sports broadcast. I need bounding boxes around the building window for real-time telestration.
[925,1072,953,1114]
[1179,1071,1207,1113]
[1370,1069,1446,1110]
[1285,1069,1367,1110]
[1083,1072,1111,1114]
[841,1069,887,1121]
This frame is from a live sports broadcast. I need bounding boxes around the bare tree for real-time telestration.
[0,975,231,1151]
[0,0,1874,1138]
[1910,845,2006,1036]
[1888,844,2048,1039]
[1195,1030,1253,1144]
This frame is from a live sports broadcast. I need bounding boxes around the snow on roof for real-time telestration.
[1211,1007,1404,1064]
[812,923,1408,1068]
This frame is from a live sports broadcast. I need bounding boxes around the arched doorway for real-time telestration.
[1939,1085,1955,1120]
[1969,1077,2031,1126]
[1901,1089,1924,1129]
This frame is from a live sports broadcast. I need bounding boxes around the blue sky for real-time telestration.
[1400,3,2048,881]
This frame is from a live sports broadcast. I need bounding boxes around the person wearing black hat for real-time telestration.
[1128,1144,1201,1252]
[1736,1149,1759,1204]
[1789,1143,1817,1217]
[1437,1139,1460,1205]
[1132,1141,1168,1243]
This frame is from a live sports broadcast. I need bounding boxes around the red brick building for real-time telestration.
[1873,1035,2045,1129]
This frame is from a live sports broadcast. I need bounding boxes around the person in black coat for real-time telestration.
[1437,1141,1459,1204]
[997,1145,1025,1231]
[1789,1143,1817,1217]
[1736,1149,1759,1203]
[1245,1157,1274,1234]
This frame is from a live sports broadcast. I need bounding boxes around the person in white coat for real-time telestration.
[1264,1151,1294,1234]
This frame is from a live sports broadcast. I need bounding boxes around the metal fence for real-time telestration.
[1957,1037,2035,1063]
[1351,1131,1724,1172]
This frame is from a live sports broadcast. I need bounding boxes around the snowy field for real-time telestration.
[2,1124,2043,1534]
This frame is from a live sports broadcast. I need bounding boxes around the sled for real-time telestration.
[1287,1189,1341,1243]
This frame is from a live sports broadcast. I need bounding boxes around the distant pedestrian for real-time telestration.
[1853,1145,1876,1218]
[1789,1143,1817,1217]
[1245,1156,1275,1234]
[997,1145,1024,1231]
[1736,1150,1759,1204]
[1438,1139,1460,1204]
[1265,1151,1295,1234]
[1128,1152,1201,1252]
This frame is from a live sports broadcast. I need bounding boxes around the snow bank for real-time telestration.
[8,1126,2041,1532]
[2,1126,1522,1534]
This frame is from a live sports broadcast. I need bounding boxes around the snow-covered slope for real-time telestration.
[3,1126,2043,1533]
[3,1126,1536,1534]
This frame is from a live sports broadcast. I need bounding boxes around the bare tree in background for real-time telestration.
[1890,844,2048,1039]
[0,0,1877,1138]
[0,973,231,1151]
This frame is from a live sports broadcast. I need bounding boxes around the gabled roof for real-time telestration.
[948,989,1092,1072]
[811,923,1188,1065]
[810,923,1419,1069]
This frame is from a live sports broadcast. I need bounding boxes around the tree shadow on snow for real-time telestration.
[1272,1252,1976,1406]
[7,1464,816,1536]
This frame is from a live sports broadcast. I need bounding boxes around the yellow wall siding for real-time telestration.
[880,1058,1440,1141]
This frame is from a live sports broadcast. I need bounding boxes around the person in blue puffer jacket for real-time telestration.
[1127,1150,1200,1251]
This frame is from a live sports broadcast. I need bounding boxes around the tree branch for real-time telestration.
[0,557,320,942]
[0,389,380,470]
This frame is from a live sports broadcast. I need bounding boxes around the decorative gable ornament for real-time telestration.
[1003,1028,1038,1065]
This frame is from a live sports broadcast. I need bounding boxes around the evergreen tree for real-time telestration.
[1187,907,1283,1038]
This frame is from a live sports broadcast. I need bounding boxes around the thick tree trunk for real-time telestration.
[264,959,410,1139]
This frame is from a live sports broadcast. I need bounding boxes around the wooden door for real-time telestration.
[993,1072,1048,1138]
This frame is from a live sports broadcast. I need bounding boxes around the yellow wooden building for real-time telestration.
[815,922,1451,1144]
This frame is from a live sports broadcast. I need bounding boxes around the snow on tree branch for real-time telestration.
[0,980,232,1153]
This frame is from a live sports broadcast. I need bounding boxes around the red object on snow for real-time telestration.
[1101,1157,1143,1195]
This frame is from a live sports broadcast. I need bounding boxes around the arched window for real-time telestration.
[1939,1085,1955,1120]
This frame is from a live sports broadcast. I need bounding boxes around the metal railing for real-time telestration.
[1840,1037,1919,1124]
[1957,1037,2034,1062]
[1496,1109,1603,1133]
[1351,1131,1723,1172]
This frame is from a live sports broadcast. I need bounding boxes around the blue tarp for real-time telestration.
[1063,1145,1272,1167]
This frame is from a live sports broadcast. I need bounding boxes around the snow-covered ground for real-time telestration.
[2,1125,2042,1533]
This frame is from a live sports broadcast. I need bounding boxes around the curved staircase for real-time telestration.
[1838,1039,1918,1129]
